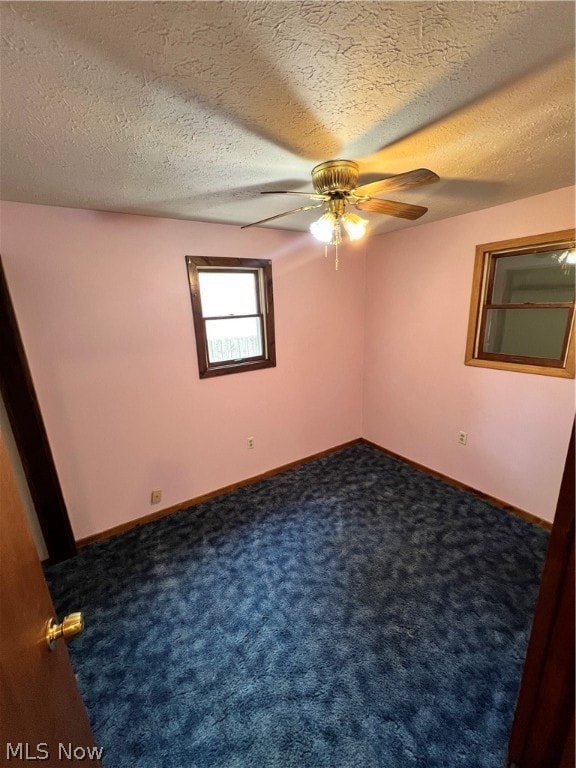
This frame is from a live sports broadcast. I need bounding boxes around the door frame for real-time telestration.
[507,422,575,767]
[0,256,76,563]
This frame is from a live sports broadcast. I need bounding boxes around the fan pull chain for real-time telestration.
[322,243,341,270]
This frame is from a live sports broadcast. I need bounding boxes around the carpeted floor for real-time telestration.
[45,443,548,768]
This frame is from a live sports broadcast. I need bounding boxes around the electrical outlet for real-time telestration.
[247,437,254,449]
[151,488,162,505]
[458,431,468,446]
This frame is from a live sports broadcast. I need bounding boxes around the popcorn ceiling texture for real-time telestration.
[1,1,574,233]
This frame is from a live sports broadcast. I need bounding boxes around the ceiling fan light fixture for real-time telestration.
[342,212,368,241]
[309,207,367,270]
[309,209,367,244]
[310,211,341,245]
[246,159,439,270]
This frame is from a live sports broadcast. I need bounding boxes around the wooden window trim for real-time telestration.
[465,230,575,378]
[186,256,276,379]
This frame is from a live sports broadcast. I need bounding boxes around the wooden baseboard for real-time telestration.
[77,435,550,548]
[360,438,552,531]
[76,438,363,548]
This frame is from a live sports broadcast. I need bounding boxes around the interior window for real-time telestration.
[465,230,575,377]
[186,256,276,378]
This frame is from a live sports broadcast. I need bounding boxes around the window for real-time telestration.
[465,230,575,378]
[186,256,276,378]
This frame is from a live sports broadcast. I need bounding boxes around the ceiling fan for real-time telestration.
[241,160,440,263]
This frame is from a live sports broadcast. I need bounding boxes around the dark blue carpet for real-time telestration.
[45,443,548,768]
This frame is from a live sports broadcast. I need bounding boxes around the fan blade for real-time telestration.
[241,203,324,229]
[261,191,328,200]
[354,168,439,197]
[356,198,428,220]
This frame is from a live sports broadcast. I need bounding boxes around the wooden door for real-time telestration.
[0,429,101,766]
[507,423,575,768]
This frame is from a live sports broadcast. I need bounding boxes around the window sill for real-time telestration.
[464,356,574,378]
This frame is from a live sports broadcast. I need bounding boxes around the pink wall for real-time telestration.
[0,202,365,540]
[1,188,573,539]
[363,186,575,523]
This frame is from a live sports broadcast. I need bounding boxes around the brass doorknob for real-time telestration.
[45,612,84,650]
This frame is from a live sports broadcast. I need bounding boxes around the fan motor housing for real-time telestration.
[311,160,359,194]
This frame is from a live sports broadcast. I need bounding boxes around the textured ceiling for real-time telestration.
[0,1,574,235]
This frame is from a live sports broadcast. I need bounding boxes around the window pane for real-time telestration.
[483,308,569,359]
[205,317,263,363]
[198,271,258,317]
[492,252,575,304]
